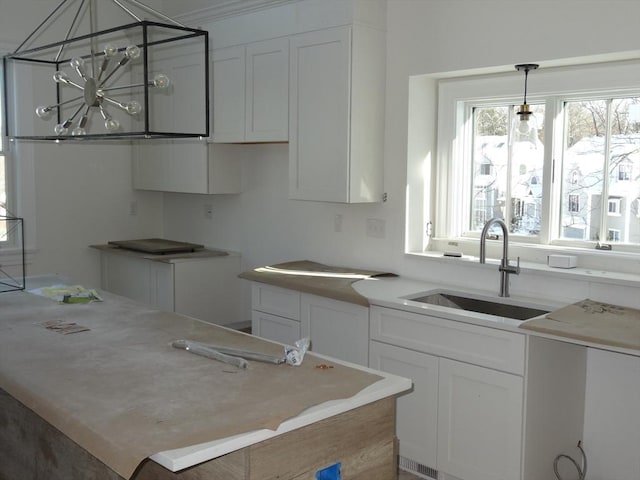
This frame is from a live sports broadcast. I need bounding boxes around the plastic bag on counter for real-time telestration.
[284,337,310,366]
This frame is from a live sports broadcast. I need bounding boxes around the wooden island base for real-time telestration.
[1,389,397,480]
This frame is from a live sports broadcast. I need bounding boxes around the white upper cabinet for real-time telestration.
[288,25,385,203]
[212,37,289,143]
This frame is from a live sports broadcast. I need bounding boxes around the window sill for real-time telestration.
[412,238,640,288]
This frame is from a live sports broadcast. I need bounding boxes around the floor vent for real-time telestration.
[399,456,438,479]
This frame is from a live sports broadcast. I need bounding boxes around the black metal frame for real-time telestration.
[3,20,209,141]
[0,216,25,293]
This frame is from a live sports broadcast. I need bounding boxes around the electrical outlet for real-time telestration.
[366,218,386,238]
[204,204,213,220]
[129,200,137,216]
[334,214,343,233]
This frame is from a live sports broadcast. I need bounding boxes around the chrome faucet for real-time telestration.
[479,218,520,297]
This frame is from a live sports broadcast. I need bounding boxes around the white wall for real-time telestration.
[25,141,163,286]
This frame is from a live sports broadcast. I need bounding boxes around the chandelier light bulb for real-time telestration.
[103,44,118,57]
[53,71,69,83]
[54,124,68,135]
[35,106,51,118]
[153,73,170,89]
[70,57,85,69]
[125,45,141,60]
[105,118,120,131]
[72,126,87,136]
[126,100,142,115]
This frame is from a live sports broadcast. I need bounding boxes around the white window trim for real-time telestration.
[406,55,640,275]
[0,42,37,261]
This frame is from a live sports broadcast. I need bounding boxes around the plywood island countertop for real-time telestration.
[0,277,410,480]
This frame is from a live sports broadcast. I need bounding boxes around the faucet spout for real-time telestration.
[479,218,520,297]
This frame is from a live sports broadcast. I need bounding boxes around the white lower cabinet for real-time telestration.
[437,358,523,480]
[370,305,587,480]
[97,249,243,326]
[369,341,439,468]
[250,283,369,366]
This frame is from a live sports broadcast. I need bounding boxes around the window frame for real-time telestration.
[425,59,640,258]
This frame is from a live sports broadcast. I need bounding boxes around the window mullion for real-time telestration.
[600,99,613,243]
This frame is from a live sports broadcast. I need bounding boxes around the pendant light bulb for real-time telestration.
[512,63,540,148]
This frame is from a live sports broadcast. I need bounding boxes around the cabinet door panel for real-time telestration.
[245,38,288,142]
[251,284,300,320]
[212,46,246,142]
[289,27,350,201]
[301,294,368,366]
[369,341,438,470]
[252,311,300,345]
[437,358,523,480]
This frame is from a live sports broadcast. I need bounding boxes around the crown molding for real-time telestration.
[174,0,298,26]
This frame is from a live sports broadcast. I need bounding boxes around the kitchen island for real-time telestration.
[0,278,410,480]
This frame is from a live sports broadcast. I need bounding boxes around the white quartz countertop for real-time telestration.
[352,275,640,357]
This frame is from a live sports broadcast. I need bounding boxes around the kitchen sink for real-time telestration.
[406,291,549,321]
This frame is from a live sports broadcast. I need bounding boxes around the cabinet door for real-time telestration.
[212,46,246,142]
[133,140,209,194]
[173,256,242,326]
[245,38,289,142]
[100,253,151,304]
[437,358,523,480]
[252,310,301,345]
[289,27,351,202]
[369,341,439,471]
[300,294,368,366]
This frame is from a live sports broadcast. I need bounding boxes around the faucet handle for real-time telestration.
[500,256,520,275]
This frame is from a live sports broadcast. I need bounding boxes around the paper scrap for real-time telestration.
[29,284,103,304]
[41,320,90,335]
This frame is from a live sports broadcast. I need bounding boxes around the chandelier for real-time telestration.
[3,0,209,140]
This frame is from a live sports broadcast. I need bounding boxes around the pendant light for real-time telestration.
[512,63,539,147]
[3,0,209,140]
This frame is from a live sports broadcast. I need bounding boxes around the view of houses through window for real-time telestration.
[468,96,640,245]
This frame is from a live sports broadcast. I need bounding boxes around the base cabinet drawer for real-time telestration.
[370,306,525,375]
[251,310,301,346]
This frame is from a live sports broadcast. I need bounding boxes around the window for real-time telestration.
[618,162,632,181]
[608,197,621,215]
[417,58,640,259]
[608,229,621,242]
[569,194,580,213]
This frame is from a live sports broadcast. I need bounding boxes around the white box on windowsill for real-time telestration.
[547,254,577,269]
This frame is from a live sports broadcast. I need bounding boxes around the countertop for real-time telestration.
[0,278,410,478]
[90,243,236,263]
[352,275,640,357]
[239,260,396,307]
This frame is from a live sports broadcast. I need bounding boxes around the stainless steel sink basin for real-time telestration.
[407,291,549,321]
